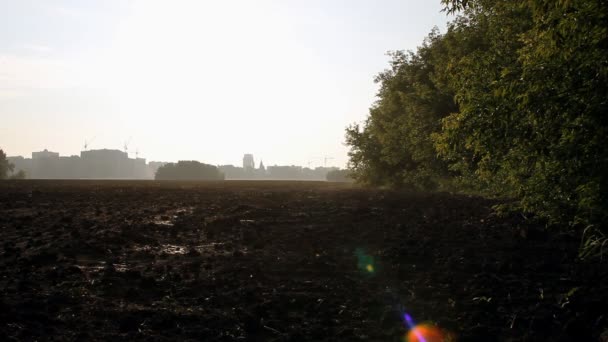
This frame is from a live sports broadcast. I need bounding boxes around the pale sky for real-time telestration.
[0,0,449,168]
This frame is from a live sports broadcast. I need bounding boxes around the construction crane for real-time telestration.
[84,136,96,151]
[123,137,132,155]
[307,156,335,168]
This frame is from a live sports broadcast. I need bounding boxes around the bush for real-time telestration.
[345,30,456,190]
[9,170,26,180]
[0,149,14,180]
[346,0,608,259]
[155,161,224,181]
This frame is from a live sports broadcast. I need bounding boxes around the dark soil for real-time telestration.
[0,180,606,341]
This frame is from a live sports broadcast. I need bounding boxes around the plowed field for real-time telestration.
[0,181,605,341]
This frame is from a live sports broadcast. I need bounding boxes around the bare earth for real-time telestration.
[0,180,606,341]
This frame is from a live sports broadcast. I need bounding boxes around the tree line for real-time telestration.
[345,0,607,259]
[0,149,25,180]
[155,161,225,181]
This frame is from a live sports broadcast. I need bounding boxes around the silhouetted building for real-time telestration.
[218,164,243,179]
[32,149,59,159]
[8,150,340,181]
[243,154,255,170]
[218,163,337,181]
[267,165,305,180]
[59,155,82,179]
[31,149,61,178]
[80,149,129,178]
[8,148,159,179]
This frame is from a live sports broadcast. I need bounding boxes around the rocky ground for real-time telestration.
[0,180,606,341]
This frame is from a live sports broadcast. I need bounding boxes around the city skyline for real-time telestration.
[6,147,340,169]
[7,147,342,181]
[0,0,450,168]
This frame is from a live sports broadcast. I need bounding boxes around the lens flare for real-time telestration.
[355,248,375,274]
[402,313,446,342]
[404,313,416,328]
[405,324,444,342]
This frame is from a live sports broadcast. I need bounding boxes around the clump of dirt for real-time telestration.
[0,180,606,341]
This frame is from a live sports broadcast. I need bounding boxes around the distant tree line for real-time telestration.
[155,161,224,180]
[326,169,353,183]
[346,0,607,259]
[0,149,26,180]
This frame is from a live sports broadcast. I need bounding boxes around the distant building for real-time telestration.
[8,148,160,179]
[59,155,82,179]
[7,150,339,181]
[243,154,255,170]
[32,149,59,159]
[218,162,336,181]
[31,149,61,178]
[218,164,243,179]
[80,149,129,179]
[267,165,303,180]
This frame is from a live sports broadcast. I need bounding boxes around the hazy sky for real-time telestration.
[0,0,449,167]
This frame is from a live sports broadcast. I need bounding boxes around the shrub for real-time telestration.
[155,161,224,181]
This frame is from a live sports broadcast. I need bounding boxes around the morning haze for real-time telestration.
[0,0,448,167]
[2,0,606,340]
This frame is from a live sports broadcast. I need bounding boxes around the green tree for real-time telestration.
[436,0,608,257]
[155,161,224,181]
[0,149,15,180]
[348,0,608,258]
[346,29,457,190]
[432,0,533,193]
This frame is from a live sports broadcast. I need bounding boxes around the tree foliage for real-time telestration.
[155,161,224,181]
[346,0,608,257]
[437,0,608,241]
[346,29,457,190]
[0,149,14,180]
